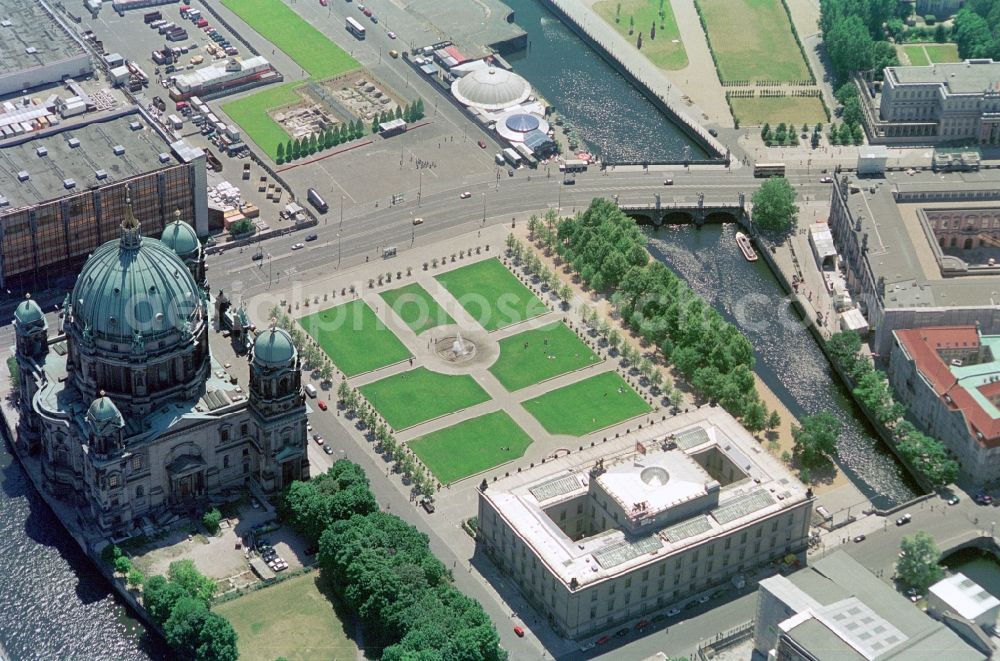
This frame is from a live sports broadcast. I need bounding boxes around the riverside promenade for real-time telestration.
[539,0,731,156]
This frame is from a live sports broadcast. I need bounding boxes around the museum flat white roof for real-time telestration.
[482,408,808,588]
[929,573,1000,621]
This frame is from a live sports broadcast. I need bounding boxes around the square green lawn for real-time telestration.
[409,411,533,483]
[697,0,811,82]
[214,573,358,661]
[380,282,455,334]
[924,43,961,63]
[222,83,303,160]
[522,371,652,436]
[300,300,410,377]
[594,0,688,70]
[435,258,547,331]
[359,367,491,430]
[901,45,930,66]
[490,322,601,391]
[728,96,827,127]
[220,0,358,79]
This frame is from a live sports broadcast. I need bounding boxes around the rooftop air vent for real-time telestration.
[112,145,125,155]
[129,121,142,131]
[63,179,75,189]
[94,169,107,180]
[0,196,7,208]
[0,20,12,27]
[17,171,29,181]
[25,46,37,55]
[67,138,80,148]
[158,152,170,163]
[35,147,47,157]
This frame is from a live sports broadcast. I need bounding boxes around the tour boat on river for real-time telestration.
[735,231,758,262]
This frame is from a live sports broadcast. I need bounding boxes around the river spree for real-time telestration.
[503,0,707,163]
[647,224,920,508]
[0,446,167,660]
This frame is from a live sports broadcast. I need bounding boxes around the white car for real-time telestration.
[291,243,304,250]
[666,607,681,617]
[412,217,424,225]
[460,191,471,199]
[387,31,397,39]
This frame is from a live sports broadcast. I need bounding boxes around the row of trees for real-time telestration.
[954,2,1000,60]
[282,461,506,660]
[369,100,426,134]
[269,306,334,382]
[555,200,777,432]
[143,560,238,661]
[335,379,437,497]
[827,331,958,486]
[819,0,900,82]
[276,121,364,165]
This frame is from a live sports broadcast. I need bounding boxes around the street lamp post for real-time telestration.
[482,192,486,225]
[418,170,422,207]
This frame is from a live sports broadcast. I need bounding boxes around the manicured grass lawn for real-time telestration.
[215,573,358,661]
[221,83,302,160]
[435,259,547,331]
[220,0,359,79]
[489,322,600,391]
[728,96,826,127]
[902,45,930,66]
[522,371,652,436]
[409,411,533,483]
[924,43,961,63]
[380,283,454,334]
[300,300,410,377]
[594,0,687,70]
[359,367,491,430]
[697,0,811,82]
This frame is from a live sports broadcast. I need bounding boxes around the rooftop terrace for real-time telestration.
[0,0,89,78]
[0,109,179,210]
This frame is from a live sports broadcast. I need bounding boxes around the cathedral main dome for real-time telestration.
[70,205,201,343]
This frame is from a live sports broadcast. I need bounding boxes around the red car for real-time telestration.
[317,400,328,411]
[513,626,524,637]
[635,619,650,631]
[596,635,611,646]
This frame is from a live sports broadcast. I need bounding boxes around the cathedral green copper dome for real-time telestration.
[70,204,201,343]
[14,294,43,325]
[160,211,200,257]
[253,327,296,367]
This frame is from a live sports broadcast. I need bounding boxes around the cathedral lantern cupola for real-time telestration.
[86,392,125,457]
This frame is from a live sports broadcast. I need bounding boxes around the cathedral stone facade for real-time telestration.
[12,197,308,536]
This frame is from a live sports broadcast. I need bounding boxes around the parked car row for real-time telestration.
[256,542,288,572]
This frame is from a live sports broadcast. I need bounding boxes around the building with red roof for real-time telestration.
[889,325,1000,484]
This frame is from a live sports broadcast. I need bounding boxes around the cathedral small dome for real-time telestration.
[160,211,201,257]
[86,394,124,432]
[14,294,43,325]
[253,327,296,367]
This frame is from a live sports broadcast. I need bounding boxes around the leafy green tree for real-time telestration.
[164,596,238,661]
[127,568,144,588]
[751,177,798,233]
[826,15,874,81]
[114,555,132,575]
[202,508,222,535]
[276,142,285,164]
[767,409,781,431]
[791,411,841,468]
[143,575,187,624]
[897,531,944,592]
[394,106,403,120]
[168,560,215,605]
[742,400,768,433]
[291,138,301,159]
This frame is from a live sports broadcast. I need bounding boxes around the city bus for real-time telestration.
[307,188,328,213]
[346,16,366,40]
[753,162,786,178]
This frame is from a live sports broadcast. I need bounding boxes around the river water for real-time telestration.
[0,446,167,660]
[647,224,920,508]
[502,0,708,162]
